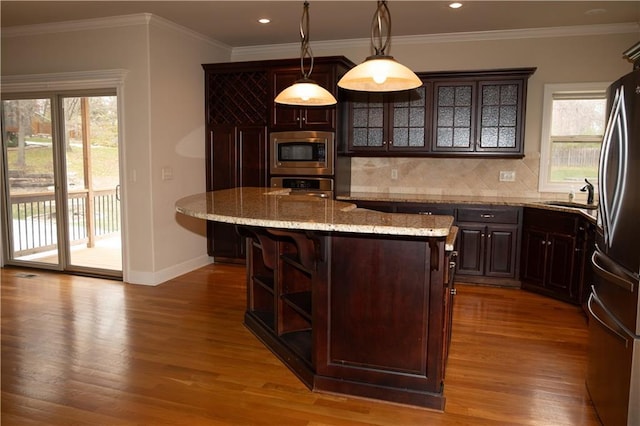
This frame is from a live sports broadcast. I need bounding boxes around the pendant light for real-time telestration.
[338,0,421,92]
[274,1,337,106]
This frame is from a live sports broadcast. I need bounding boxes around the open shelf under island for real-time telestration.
[176,187,458,410]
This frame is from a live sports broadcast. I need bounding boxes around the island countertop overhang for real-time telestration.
[175,187,454,238]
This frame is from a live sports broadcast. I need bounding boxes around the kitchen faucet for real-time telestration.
[580,178,595,205]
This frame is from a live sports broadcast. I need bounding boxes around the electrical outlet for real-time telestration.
[499,171,516,182]
[391,169,398,180]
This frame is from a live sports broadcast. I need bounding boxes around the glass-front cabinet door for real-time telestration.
[349,92,385,151]
[388,87,427,151]
[432,82,475,152]
[348,86,428,153]
[476,81,523,153]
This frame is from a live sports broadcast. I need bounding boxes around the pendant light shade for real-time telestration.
[274,78,337,106]
[338,1,421,92]
[275,2,337,106]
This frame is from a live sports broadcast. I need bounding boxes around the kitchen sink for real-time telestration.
[542,201,598,210]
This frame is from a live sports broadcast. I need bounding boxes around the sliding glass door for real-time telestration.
[1,92,122,278]
[2,98,60,265]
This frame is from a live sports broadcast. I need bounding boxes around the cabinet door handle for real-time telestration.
[450,288,457,295]
[419,211,433,215]
[480,214,495,218]
[389,140,393,146]
[547,241,552,245]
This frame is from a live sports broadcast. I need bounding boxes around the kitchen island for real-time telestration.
[176,187,457,409]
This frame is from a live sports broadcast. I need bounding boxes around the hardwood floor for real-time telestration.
[1,264,599,425]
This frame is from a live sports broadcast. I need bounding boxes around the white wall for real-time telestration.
[1,15,230,284]
[146,19,229,281]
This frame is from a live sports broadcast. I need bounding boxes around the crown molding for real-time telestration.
[1,69,129,93]
[232,22,640,61]
[146,14,231,52]
[1,13,150,37]
[0,13,232,53]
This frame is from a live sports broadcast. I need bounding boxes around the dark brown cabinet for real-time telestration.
[352,200,521,286]
[206,124,267,259]
[270,64,342,131]
[344,68,535,157]
[520,208,594,304]
[204,65,269,260]
[431,77,526,155]
[203,57,353,261]
[455,206,521,282]
[346,87,429,153]
[242,226,450,409]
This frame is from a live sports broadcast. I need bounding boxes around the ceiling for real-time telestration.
[1,1,639,47]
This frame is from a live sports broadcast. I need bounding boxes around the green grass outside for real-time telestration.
[550,166,598,184]
[7,142,119,188]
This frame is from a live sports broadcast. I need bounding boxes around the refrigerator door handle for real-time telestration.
[587,286,640,348]
[598,85,629,249]
[592,251,636,293]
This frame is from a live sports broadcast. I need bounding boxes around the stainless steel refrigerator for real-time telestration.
[586,63,640,425]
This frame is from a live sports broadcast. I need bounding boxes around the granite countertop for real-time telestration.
[338,191,598,222]
[176,187,454,237]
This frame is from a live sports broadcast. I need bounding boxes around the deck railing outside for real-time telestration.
[10,189,120,257]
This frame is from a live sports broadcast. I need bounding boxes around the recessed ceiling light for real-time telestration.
[258,18,271,24]
[449,2,463,9]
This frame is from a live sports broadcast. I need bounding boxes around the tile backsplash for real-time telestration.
[350,155,589,202]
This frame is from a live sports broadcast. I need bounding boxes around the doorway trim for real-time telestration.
[1,70,128,279]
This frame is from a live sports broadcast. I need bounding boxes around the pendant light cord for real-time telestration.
[300,1,314,79]
[371,0,391,56]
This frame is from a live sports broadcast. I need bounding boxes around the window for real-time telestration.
[539,83,608,193]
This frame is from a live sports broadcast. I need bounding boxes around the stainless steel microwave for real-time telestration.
[269,131,334,176]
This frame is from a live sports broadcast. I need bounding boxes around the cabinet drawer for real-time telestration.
[397,203,455,216]
[457,207,520,224]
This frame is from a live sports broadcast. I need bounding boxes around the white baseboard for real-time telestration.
[126,255,213,286]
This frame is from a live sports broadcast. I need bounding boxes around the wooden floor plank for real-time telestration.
[1,264,599,425]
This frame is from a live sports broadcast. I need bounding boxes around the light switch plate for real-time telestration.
[161,166,173,181]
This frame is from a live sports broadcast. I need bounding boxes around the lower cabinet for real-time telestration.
[353,201,522,286]
[455,206,521,284]
[520,208,594,304]
[206,124,268,260]
[242,226,450,410]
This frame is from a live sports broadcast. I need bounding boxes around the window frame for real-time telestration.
[538,82,609,193]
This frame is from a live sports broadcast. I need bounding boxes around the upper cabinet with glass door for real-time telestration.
[343,68,535,157]
[346,85,429,153]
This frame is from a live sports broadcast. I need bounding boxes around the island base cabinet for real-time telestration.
[241,228,450,410]
[314,234,447,409]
